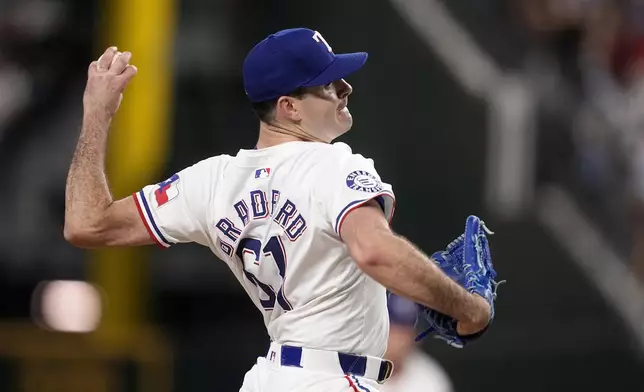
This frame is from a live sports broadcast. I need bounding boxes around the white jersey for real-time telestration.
[133,141,396,357]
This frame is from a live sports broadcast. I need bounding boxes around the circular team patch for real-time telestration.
[346,170,384,193]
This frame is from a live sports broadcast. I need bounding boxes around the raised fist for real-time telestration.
[83,46,138,120]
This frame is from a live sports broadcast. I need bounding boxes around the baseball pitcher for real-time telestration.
[65,28,501,392]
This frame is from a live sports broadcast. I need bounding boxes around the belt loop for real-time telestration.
[267,342,281,364]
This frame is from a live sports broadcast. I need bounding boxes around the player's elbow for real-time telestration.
[63,225,91,248]
[63,221,102,248]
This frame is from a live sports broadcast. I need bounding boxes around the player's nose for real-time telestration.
[336,79,353,99]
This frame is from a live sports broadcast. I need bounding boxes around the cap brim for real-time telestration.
[302,52,368,87]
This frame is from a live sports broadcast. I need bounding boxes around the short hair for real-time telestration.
[251,87,308,124]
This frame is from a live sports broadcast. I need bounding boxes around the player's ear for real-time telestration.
[275,96,302,122]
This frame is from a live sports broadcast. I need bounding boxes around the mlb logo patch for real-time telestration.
[255,168,271,179]
[153,174,180,207]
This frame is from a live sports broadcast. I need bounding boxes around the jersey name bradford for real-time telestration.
[213,189,306,312]
[214,188,307,256]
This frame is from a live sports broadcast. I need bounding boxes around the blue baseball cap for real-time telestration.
[387,293,419,328]
[242,28,368,103]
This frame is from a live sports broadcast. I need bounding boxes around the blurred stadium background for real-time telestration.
[1,0,644,391]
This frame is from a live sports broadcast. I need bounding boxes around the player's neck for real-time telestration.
[256,121,327,148]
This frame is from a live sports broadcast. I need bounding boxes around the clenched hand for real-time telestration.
[83,46,138,121]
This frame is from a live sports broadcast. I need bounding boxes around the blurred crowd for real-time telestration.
[0,0,93,279]
[0,0,92,141]
[511,0,644,278]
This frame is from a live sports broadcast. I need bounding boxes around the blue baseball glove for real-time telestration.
[415,215,503,347]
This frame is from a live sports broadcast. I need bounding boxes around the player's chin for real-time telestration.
[337,107,353,130]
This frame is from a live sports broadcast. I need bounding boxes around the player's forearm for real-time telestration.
[361,233,488,326]
[64,112,114,237]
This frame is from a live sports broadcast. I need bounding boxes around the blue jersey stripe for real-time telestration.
[334,198,367,233]
[138,191,172,247]
[334,191,395,234]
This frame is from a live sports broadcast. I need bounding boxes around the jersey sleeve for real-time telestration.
[317,147,396,236]
[132,156,223,248]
